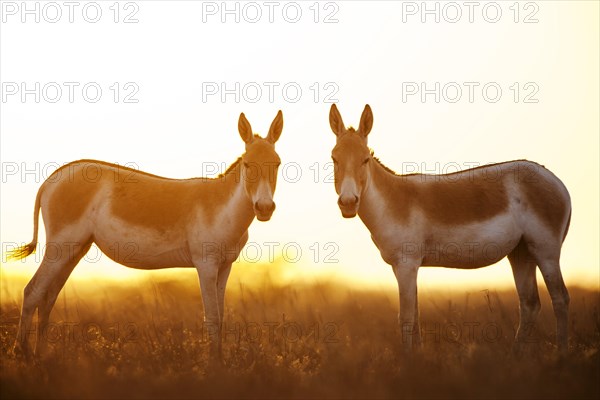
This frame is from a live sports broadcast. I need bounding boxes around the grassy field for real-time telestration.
[0,266,598,399]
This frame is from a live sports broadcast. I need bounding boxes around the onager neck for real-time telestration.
[210,160,256,234]
[358,158,408,231]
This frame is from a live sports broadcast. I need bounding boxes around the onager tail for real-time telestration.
[7,187,42,261]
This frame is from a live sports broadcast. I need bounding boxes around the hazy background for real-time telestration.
[1,1,598,291]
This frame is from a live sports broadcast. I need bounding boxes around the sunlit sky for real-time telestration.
[1,1,598,291]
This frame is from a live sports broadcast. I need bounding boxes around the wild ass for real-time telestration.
[328,104,571,353]
[9,110,284,359]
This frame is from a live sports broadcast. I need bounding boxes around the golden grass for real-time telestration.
[0,265,598,399]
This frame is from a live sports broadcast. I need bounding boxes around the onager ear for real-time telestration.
[238,112,254,144]
[358,104,373,137]
[267,110,283,144]
[329,104,345,136]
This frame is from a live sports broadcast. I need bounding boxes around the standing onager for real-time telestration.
[328,104,571,353]
[8,110,284,359]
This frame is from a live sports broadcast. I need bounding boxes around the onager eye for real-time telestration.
[243,162,250,168]
[331,157,338,164]
[362,157,370,165]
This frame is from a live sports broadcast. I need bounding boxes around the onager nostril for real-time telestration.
[255,201,275,214]
[338,196,358,208]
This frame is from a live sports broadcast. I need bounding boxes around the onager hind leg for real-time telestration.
[14,239,91,358]
[537,258,569,354]
[508,241,541,352]
[527,241,570,354]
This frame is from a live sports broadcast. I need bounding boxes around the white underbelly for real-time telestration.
[371,213,522,268]
[422,214,522,268]
[93,216,193,269]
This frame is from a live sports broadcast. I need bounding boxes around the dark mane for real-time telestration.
[48,158,245,182]
[434,159,538,176]
[371,152,401,176]
[51,159,174,180]
[217,157,242,178]
[371,154,539,177]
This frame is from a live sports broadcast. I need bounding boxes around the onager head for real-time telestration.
[329,104,374,218]
[238,110,283,221]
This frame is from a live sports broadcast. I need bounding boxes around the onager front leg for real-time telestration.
[195,261,221,361]
[217,263,232,333]
[392,259,421,351]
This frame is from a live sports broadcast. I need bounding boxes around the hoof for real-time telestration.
[11,342,33,361]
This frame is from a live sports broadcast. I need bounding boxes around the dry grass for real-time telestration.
[0,265,598,399]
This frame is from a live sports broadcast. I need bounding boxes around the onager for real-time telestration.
[9,110,284,360]
[328,104,571,353]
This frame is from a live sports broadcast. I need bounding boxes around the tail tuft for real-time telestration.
[6,243,36,261]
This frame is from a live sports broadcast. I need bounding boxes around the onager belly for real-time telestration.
[93,217,193,269]
[422,214,522,268]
